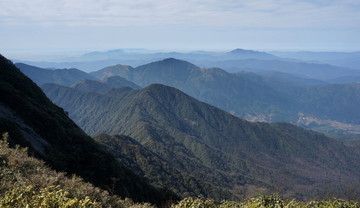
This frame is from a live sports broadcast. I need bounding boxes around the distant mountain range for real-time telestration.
[233,71,328,93]
[270,51,360,70]
[11,48,293,72]
[81,48,282,62]
[12,56,360,135]
[91,58,298,120]
[41,82,360,200]
[0,54,176,204]
[14,57,360,134]
[15,63,96,86]
[203,59,360,81]
[89,58,360,132]
[14,49,360,80]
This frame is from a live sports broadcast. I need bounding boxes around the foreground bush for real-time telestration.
[0,132,155,208]
[172,195,360,208]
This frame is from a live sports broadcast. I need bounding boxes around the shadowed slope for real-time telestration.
[0,54,177,204]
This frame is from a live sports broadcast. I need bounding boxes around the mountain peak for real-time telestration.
[90,64,134,79]
[163,57,178,61]
[142,58,199,71]
[159,57,191,65]
[144,83,176,91]
[141,83,182,96]
[134,58,200,79]
[228,48,277,59]
[229,48,263,54]
[110,64,133,69]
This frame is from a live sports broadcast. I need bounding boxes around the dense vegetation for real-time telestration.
[172,196,360,208]
[94,134,233,199]
[299,83,360,124]
[0,54,176,204]
[42,82,360,200]
[0,133,360,208]
[2,132,359,207]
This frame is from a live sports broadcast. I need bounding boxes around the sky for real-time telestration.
[1,0,360,60]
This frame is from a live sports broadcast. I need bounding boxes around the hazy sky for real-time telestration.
[1,0,360,59]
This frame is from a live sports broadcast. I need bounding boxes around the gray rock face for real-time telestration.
[0,103,49,154]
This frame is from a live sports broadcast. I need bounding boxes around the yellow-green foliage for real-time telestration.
[241,195,287,208]
[172,197,217,208]
[1,130,360,208]
[1,185,98,207]
[0,132,155,208]
[172,195,360,208]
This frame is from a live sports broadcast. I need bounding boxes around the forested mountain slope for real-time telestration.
[42,82,360,200]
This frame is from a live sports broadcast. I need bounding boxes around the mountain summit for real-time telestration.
[227,48,278,59]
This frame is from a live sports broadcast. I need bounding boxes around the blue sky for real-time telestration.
[1,0,360,60]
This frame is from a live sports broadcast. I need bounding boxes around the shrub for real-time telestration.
[0,132,155,208]
[172,195,360,208]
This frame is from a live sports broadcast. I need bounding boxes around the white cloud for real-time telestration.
[0,0,359,28]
